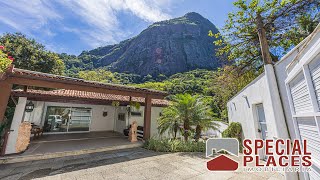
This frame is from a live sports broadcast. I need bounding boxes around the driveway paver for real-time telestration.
[0,147,284,180]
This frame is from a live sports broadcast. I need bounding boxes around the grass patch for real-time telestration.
[143,138,205,152]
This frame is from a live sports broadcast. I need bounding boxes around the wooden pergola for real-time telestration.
[0,66,168,139]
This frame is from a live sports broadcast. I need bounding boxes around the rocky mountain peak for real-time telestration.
[72,12,223,77]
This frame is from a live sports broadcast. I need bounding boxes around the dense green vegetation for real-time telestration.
[206,0,320,122]
[143,138,205,152]
[0,47,12,73]
[210,0,319,69]
[0,33,65,75]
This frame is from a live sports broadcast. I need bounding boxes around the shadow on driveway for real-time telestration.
[0,147,161,180]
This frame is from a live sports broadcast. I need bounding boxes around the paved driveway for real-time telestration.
[0,148,284,180]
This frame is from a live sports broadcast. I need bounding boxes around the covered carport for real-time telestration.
[0,66,168,156]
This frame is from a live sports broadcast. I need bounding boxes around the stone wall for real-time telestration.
[15,122,31,153]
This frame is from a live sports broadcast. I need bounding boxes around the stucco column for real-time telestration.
[265,64,289,139]
[5,97,27,154]
[265,64,297,180]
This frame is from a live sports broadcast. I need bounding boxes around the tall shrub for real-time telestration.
[222,122,242,151]
[0,46,13,73]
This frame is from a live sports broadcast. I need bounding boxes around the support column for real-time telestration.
[5,97,27,154]
[0,80,13,122]
[143,95,151,140]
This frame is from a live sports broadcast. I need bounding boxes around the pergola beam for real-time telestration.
[6,76,166,99]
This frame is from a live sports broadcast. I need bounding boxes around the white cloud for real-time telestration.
[56,0,172,47]
[0,0,61,34]
[0,0,174,49]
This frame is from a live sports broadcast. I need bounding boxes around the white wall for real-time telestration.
[128,106,144,127]
[91,105,116,132]
[274,53,298,140]
[128,106,164,138]
[25,101,164,134]
[151,107,163,138]
[25,101,116,132]
[6,97,27,154]
[114,106,128,133]
[273,29,320,141]
[24,101,44,125]
[227,74,277,140]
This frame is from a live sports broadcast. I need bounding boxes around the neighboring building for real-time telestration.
[202,121,228,138]
[227,24,320,180]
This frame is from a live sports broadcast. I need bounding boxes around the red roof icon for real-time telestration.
[207,154,238,171]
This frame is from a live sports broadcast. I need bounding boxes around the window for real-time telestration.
[118,113,125,121]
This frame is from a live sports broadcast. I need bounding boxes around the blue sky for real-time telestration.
[0,0,236,55]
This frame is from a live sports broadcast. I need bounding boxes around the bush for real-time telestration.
[143,138,205,152]
[0,48,13,73]
[222,122,242,151]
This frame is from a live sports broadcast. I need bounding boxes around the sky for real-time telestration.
[0,0,236,55]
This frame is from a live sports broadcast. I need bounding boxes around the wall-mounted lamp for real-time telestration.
[232,102,236,111]
[242,95,250,108]
[25,101,34,112]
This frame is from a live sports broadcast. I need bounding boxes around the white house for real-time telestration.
[227,24,320,180]
[4,89,167,155]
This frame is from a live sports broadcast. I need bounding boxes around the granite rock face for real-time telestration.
[82,12,222,76]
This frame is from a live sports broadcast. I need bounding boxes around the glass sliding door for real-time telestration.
[68,107,91,132]
[43,106,91,133]
[44,106,70,132]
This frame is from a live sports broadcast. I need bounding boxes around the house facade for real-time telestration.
[227,24,320,180]
[5,89,167,155]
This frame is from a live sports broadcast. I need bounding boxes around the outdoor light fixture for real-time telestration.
[25,101,34,112]
[242,95,250,108]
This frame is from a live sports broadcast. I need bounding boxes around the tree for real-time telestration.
[209,0,319,70]
[78,69,119,83]
[158,94,220,141]
[222,122,243,151]
[0,33,65,75]
[209,65,261,121]
[158,105,182,139]
[191,97,220,142]
[0,46,13,73]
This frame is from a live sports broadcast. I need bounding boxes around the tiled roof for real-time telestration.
[7,68,168,96]
[12,89,170,106]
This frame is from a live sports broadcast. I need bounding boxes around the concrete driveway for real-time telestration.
[0,148,284,180]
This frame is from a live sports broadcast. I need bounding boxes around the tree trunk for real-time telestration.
[256,13,273,65]
[183,119,190,141]
[173,123,177,139]
[195,125,201,142]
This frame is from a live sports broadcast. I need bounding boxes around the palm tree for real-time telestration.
[158,105,182,139]
[158,93,220,141]
[191,97,220,141]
